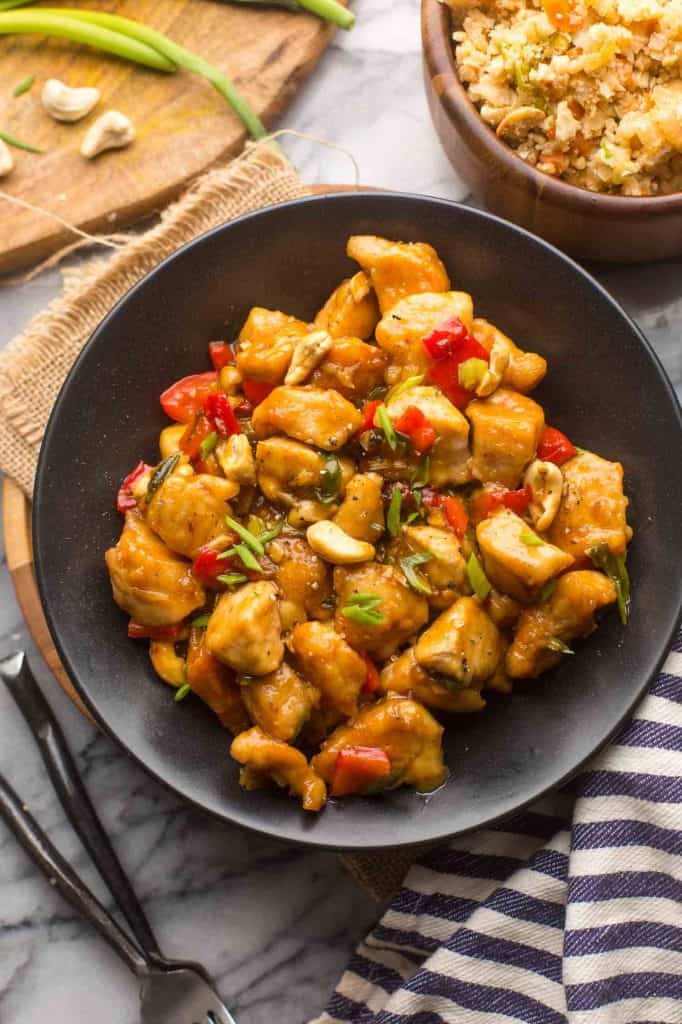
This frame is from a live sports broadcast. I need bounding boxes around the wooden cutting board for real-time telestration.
[0,0,336,275]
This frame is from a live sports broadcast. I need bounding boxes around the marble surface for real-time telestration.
[0,2,681,1022]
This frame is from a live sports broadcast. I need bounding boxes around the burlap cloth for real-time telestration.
[0,144,416,901]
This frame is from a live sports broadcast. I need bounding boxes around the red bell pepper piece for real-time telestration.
[180,413,215,461]
[203,392,240,437]
[362,655,381,694]
[423,317,489,409]
[440,495,469,538]
[502,484,532,514]
[191,547,230,589]
[422,316,471,360]
[128,621,185,640]
[359,398,383,434]
[242,379,276,406]
[160,371,218,423]
[233,397,254,417]
[537,426,576,466]
[331,745,392,797]
[116,461,150,512]
[393,405,437,454]
[208,341,235,371]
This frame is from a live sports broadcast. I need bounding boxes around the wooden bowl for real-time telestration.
[422,0,682,263]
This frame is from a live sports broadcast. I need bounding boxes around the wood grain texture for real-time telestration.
[0,0,335,274]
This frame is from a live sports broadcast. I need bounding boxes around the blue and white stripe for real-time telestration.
[313,630,682,1024]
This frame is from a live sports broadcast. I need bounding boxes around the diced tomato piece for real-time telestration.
[503,484,532,514]
[394,405,437,454]
[331,746,392,797]
[127,621,185,640]
[242,379,276,406]
[208,341,235,371]
[359,398,383,434]
[441,495,469,538]
[191,547,231,589]
[362,655,381,694]
[116,461,150,513]
[180,413,215,461]
[537,426,576,466]
[422,316,471,360]
[203,393,240,437]
[160,371,218,424]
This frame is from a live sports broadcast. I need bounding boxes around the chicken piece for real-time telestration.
[467,388,545,489]
[235,308,309,383]
[231,726,326,812]
[251,386,362,451]
[471,319,547,394]
[548,452,631,562]
[400,524,468,609]
[380,647,486,713]
[313,696,447,793]
[314,272,380,340]
[486,589,523,629]
[386,385,472,487]
[159,423,185,459]
[375,291,474,383]
[105,514,205,627]
[298,704,345,749]
[289,620,366,718]
[477,508,574,602]
[415,597,502,687]
[187,628,250,734]
[205,581,283,676]
[267,534,333,630]
[332,473,385,544]
[255,437,353,510]
[144,463,239,559]
[216,434,256,486]
[506,570,617,678]
[240,662,319,742]
[308,337,388,400]
[334,563,429,660]
[347,236,450,314]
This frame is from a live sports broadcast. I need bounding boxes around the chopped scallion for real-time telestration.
[315,453,342,505]
[0,127,42,152]
[588,543,630,624]
[375,404,397,451]
[145,453,179,503]
[411,455,430,489]
[342,592,384,625]
[199,430,218,460]
[190,613,211,628]
[520,533,544,547]
[539,580,556,603]
[400,552,433,594]
[544,638,574,654]
[217,572,248,586]
[174,683,191,702]
[467,552,491,600]
[13,74,34,96]
[258,521,283,545]
[232,543,263,573]
[387,374,424,401]
[387,487,402,537]
[225,514,265,555]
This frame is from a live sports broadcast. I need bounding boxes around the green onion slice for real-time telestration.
[411,455,430,489]
[225,514,265,556]
[539,580,556,603]
[0,127,42,152]
[387,374,424,402]
[467,552,491,600]
[544,638,574,654]
[520,533,544,547]
[387,487,402,537]
[13,74,34,96]
[258,521,284,545]
[200,430,218,460]
[588,543,630,624]
[232,543,263,573]
[217,572,248,586]
[145,454,179,503]
[190,613,211,628]
[174,683,191,702]
[342,602,385,626]
[375,405,397,451]
[315,453,342,505]
[400,552,433,594]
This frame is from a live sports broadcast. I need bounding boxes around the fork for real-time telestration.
[0,650,237,1024]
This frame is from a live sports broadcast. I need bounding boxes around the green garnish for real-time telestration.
[13,74,34,96]
[540,580,556,603]
[387,487,402,537]
[411,455,431,489]
[544,638,574,655]
[174,683,191,702]
[342,593,384,626]
[405,512,420,524]
[190,613,211,628]
[467,552,491,600]
[520,533,544,547]
[199,430,218,460]
[145,454,179,503]
[458,357,488,391]
[225,514,265,556]
[232,543,263,573]
[315,453,342,505]
[217,572,248,586]
[257,521,283,545]
[588,543,630,625]
[375,405,397,451]
[0,127,42,152]
[387,374,424,401]
[573,446,587,456]
[400,552,433,595]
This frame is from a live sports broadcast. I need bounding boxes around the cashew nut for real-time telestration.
[476,335,510,397]
[42,78,100,122]
[0,139,14,178]
[284,330,333,386]
[496,106,546,140]
[306,521,375,564]
[150,640,187,687]
[524,459,563,532]
[80,110,135,158]
[216,433,256,485]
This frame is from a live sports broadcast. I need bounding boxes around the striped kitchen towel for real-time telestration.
[315,628,682,1024]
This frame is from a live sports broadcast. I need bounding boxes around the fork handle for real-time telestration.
[0,651,162,959]
[0,771,149,977]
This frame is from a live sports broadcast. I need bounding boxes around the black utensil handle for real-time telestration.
[0,651,161,957]
[0,772,148,977]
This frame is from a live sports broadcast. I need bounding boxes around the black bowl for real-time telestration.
[34,193,682,850]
